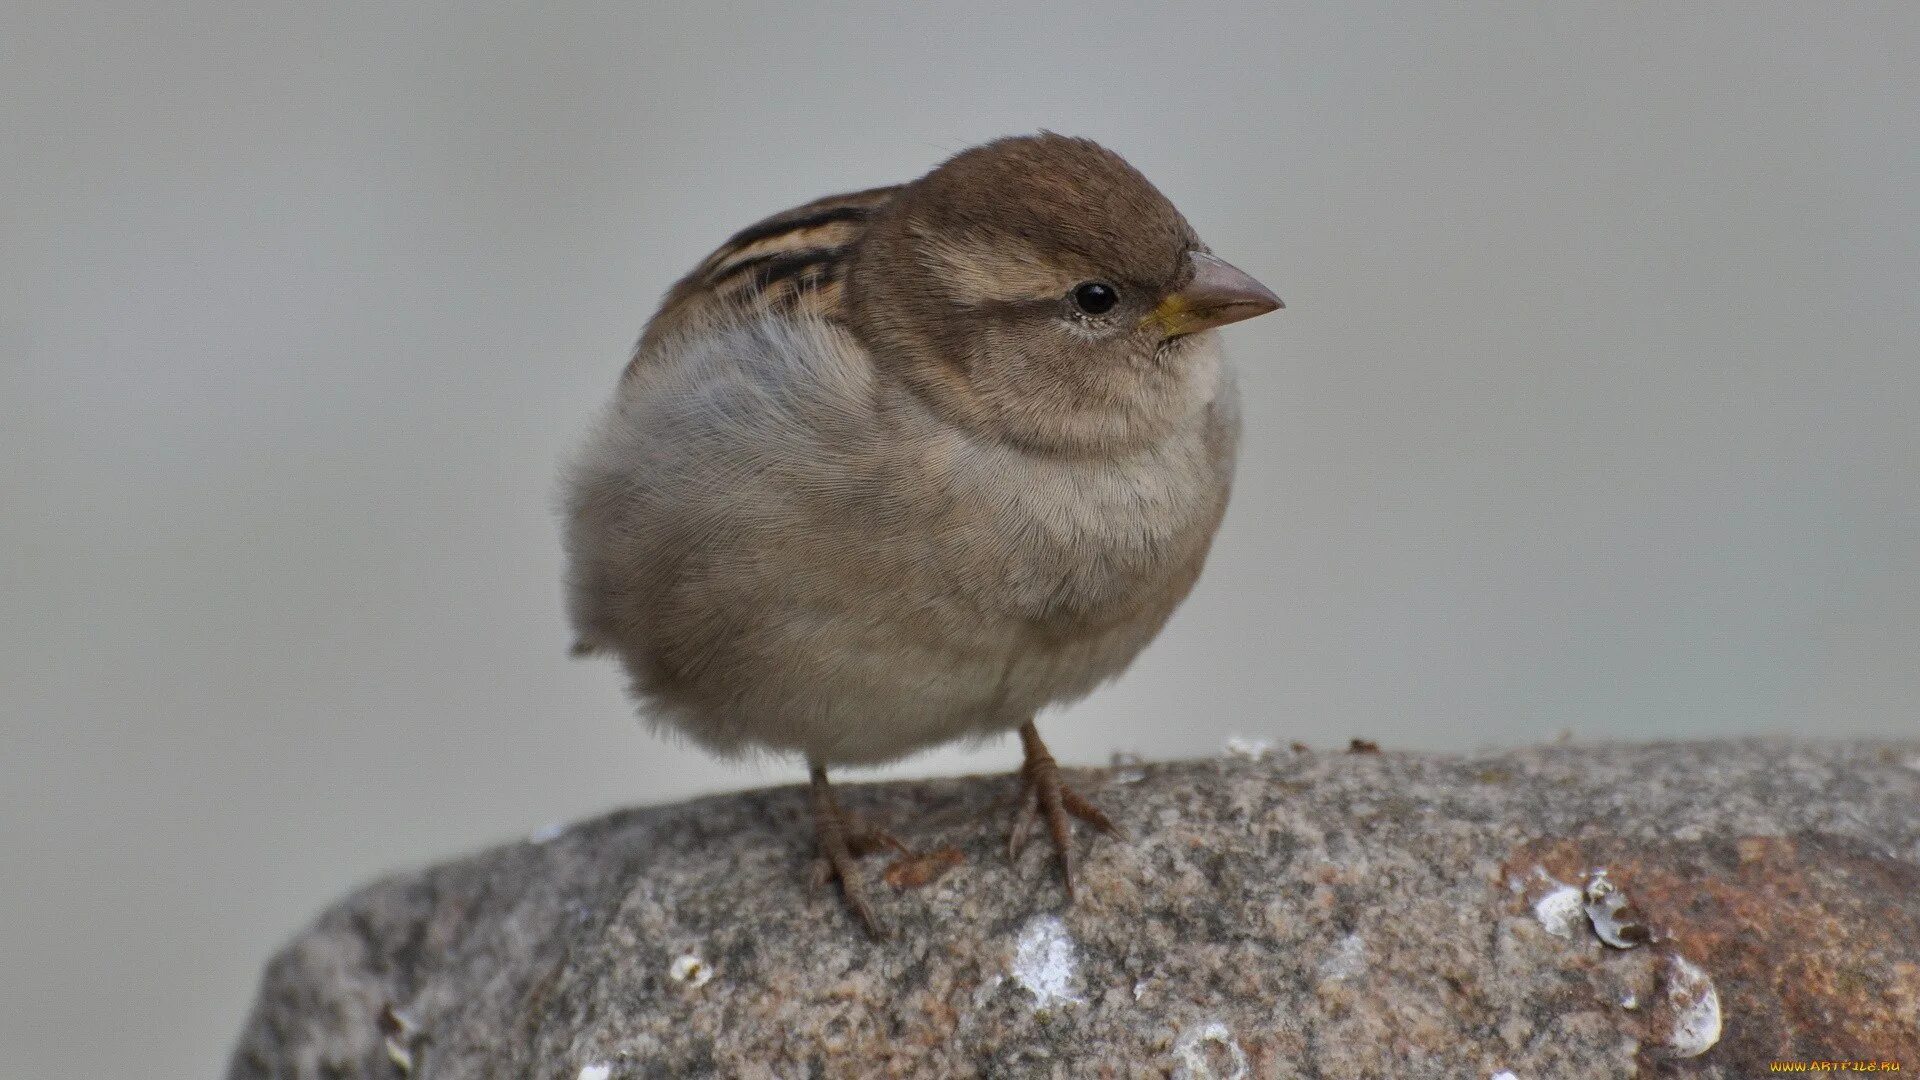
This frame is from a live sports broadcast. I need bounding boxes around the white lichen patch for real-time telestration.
[577,1065,611,1080]
[1491,1072,1520,1080]
[1527,867,1657,949]
[1011,914,1084,1008]
[668,953,713,988]
[1318,932,1368,982]
[1223,735,1275,761]
[379,1004,422,1075]
[1583,871,1648,948]
[1663,955,1723,1057]
[1532,884,1586,939]
[1172,1020,1249,1080]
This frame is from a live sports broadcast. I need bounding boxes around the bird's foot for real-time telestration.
[808,765,905,938]
[1008,721,1122,902]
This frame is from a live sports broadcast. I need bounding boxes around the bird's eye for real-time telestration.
[1071,281,1119,316]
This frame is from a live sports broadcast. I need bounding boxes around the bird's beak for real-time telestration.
[1144,252,1283,338]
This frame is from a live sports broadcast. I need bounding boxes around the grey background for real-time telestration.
[4,2,1915,1075]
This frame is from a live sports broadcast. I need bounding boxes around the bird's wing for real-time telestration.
[629,184,902,370]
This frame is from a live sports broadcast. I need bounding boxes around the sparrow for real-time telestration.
[563,133,1281,936]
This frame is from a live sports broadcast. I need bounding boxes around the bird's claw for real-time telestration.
[809,767,898,938]
[1009,723,1121,902]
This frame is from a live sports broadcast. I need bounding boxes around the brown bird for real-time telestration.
[563,133,1281,935]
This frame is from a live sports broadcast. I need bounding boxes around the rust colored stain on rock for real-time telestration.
[1507,832,1920,1072]
[881,846,964,890]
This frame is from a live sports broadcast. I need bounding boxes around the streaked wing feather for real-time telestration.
[631,185,900,367]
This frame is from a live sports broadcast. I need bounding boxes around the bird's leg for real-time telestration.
[807,762,904,937]
[1008,721,1120,902]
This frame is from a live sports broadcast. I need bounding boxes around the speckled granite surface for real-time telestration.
[228,740,1920,1078]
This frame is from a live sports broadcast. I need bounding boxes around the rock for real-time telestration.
[227,740,1920,1078]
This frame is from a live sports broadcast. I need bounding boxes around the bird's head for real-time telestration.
[845,133,1281,454]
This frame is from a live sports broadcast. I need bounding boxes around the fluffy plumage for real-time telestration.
[560,133,1280,932]
[568,312,1235,764]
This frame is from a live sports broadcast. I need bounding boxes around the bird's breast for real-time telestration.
[908,397,1236,637]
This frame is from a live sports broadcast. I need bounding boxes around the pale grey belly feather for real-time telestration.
[564,316,1237,765]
